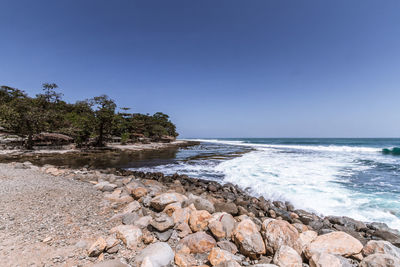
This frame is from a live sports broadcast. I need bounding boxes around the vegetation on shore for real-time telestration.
[0,83,178,149]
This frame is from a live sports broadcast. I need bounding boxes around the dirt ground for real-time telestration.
[0,163,116,267]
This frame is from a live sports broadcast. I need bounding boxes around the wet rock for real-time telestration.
[215,202,238,216]
[295,210,319,225]
[208,247,241,266]
[327,216,367,232]
[189,210,212,232]
[305,231,363,259]
[88,237,107,257]
[272,245,302,267]
[110,225,142,250]
[262,219,302,255]
[180,231,217,253]
[360,253,400,267]
[150,193,188,211]
[362,240,400,259]
[217,241,238,254]
[233,218,266,259]
[136,242,174,267]
[373,230,400,247]
[151,213,175,232]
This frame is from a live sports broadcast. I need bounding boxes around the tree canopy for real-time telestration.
[0,84,178,148]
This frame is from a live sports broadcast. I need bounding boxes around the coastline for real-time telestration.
[1,155,400,266]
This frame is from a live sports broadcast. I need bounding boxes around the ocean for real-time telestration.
[130,138,400,230]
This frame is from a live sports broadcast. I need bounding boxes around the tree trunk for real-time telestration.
[25,133,33,150]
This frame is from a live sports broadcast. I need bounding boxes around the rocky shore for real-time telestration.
[1,161,400,267]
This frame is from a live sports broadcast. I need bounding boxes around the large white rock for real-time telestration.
[136,242,174,267]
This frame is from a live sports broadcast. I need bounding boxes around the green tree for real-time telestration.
[90,95,116,146]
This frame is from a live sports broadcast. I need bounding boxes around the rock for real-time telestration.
[176,222,193,238]
[293,223,308,233]
[327,216,367,232]
[215,202,238,215]
[105,236,119,251]
[180,231,216,253]
[150,193,188,211]
[309,253,351,267]
[373,230,400,247]
[360,253,400,267]
[233,218,266,259]
[362,240,400,259]
[217,241,238,254]
[209,212,236,240]
[272,245,302,267]
[172,207,193,224]
[135,216,153,229]
[92,259,130,267]
[151,213,175,232]
[305,231,363,259]
[132,186,148,199]
[110,225,142,250]
[136,242,174,267]
[122,201,141,214]
[163,202,182,216]
[184,194,215,213]
[189,210,212,232]
[299,230,318,252]
[262,219,302,255]
[122,212,140,225]
[175,252,198,267]
[155,229,174,242]
[208,247,241,266]
[215,260,242,267]
[88,237,107,257]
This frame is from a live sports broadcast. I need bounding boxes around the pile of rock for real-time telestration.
[38,165,400,267]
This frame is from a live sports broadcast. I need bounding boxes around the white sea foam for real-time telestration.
[138,139,400,229]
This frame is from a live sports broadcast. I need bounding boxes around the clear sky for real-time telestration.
[1,0,399,138]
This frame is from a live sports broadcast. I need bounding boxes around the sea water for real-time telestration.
[131,138,400,230]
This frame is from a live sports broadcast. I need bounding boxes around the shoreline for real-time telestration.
[1,146,400,266]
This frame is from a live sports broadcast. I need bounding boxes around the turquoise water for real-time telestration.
[131,138,400,229]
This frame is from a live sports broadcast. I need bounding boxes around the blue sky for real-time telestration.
[1,0,400,138]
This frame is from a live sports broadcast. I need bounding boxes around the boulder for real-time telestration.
[150,213,175,232]
[175,252,198,267]
[88,237,107,257]
[305,231,363,259]
[184,194,215,213]
[209,212,236,240]
[189,210,212,232]
[309,252,353,267]
[134,216,153,229]
[208,247,241,266]
[172,207,193,224]
[180,231,216,253]
[362,240,400,259]
[136,242,174,267]
[299,230,318,252]
[360,253,400,267]
[163,202,182,216]
[110,225,142,250]
[233,218,266,259]
[150,193,187,211]
[132,186,148,199]
[215,202,238,215]
[175,222,192,238]
[217,241,238,254]
[272,245,302,267]
[262,219,302,255]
